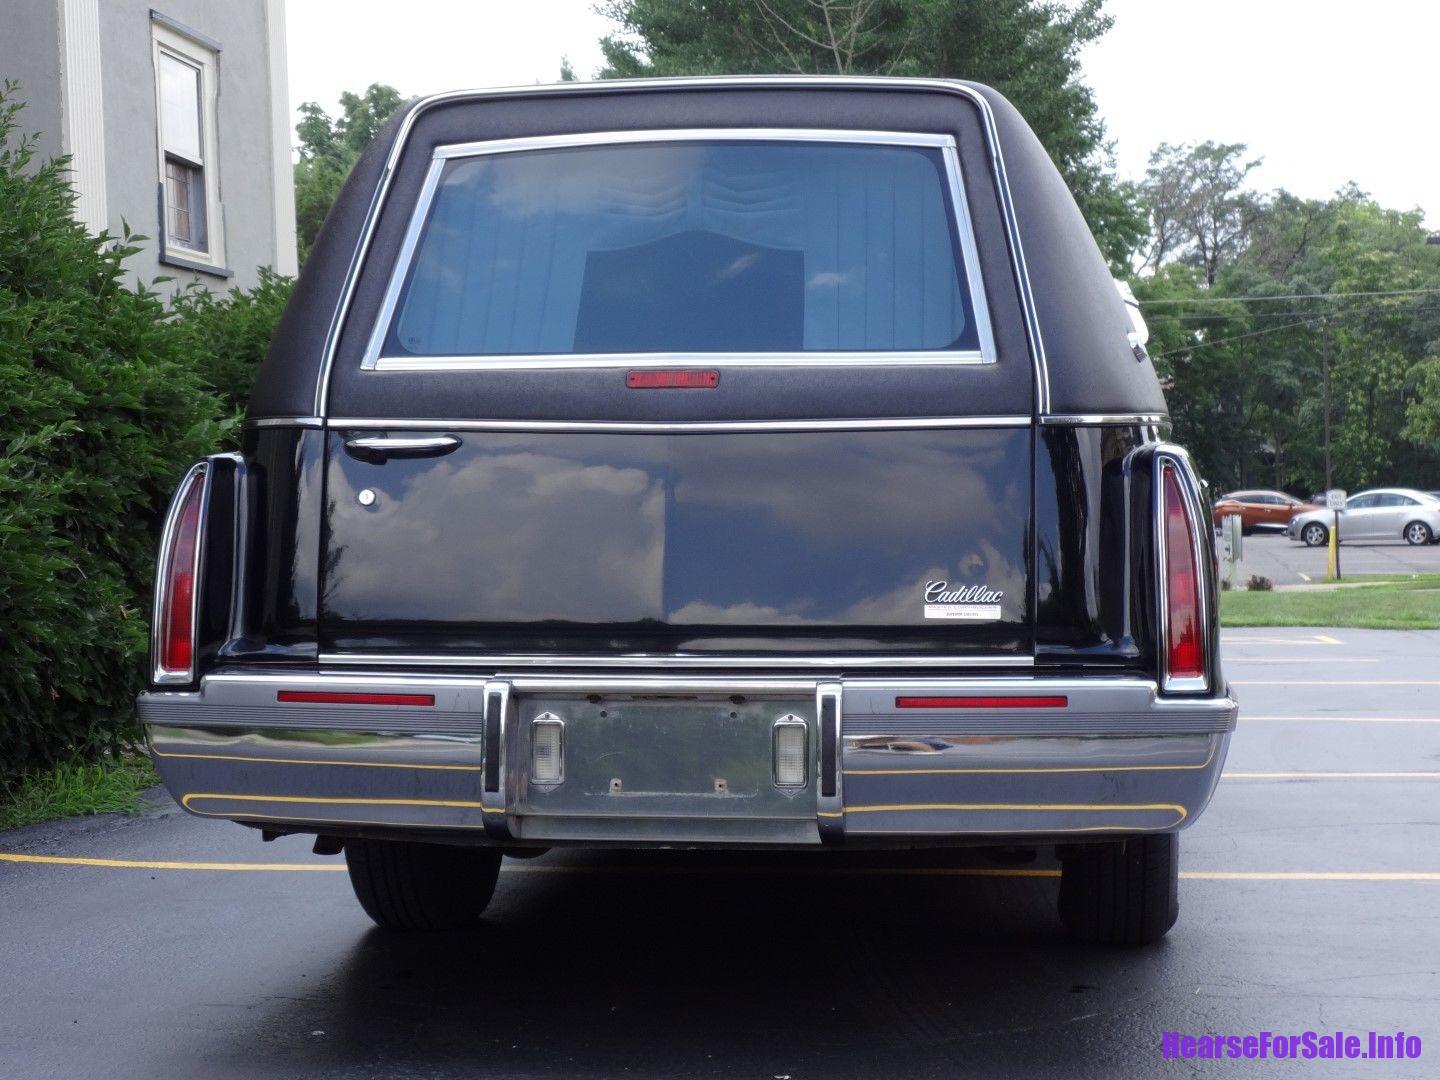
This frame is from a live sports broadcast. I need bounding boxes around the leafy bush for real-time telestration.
[0,85,229,776]
[171,267,292,415]
[1246,575,1274,592]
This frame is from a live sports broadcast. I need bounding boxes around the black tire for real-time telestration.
[1057,834,1179,946]
[345,840,501,930]
[1403,520,1432,546]
[1301,521,1329,547]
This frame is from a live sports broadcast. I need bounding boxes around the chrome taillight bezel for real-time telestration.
[151,462,209,686]
[1153,446,1211,694]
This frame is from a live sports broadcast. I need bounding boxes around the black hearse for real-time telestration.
[141,77,1235,945]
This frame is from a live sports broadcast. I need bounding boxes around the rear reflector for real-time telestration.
[155,464,207,681]
[895,696,1068,709]
[1161,461,1206,683]
[531,715,564,784]
[626,369,720,389]
[773,717,807,787]
[276,691,435,706]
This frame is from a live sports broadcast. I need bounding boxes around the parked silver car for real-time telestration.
[1288,488,1440,546]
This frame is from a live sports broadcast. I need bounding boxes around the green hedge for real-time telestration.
[0,86,287,776]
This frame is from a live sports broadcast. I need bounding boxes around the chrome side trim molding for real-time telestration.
[370,351,989,373]
[328,415,1031,434]
[245,416,324,429]
[1039,413,1167,426]
[358,127,996,374]
[312,76,1051,418]
[316,652,1037,670]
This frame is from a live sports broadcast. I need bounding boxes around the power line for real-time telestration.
[1148,320,1316,360]
[1160,301,1440,321]
[1138,286,1440,305]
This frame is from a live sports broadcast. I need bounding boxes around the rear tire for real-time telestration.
[1058,834,1179,946]
[1404,521,1432,546]
[345,840,501,930]
[1301,521,1329,547]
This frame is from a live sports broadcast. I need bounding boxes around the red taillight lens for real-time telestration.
[156,466,206,679]
[1161,462,1205,683]
[895,696,1068,709]
[626,369,720,389]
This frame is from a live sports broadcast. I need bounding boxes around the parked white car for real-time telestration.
[1288,488,1440,546]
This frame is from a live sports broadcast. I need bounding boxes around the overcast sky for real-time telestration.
[286,0,1438,226]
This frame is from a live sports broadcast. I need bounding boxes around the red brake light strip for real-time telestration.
[277,691,435,706]
[895,696,1069,709]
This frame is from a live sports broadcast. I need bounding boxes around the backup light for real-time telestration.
[773,716,807,787]
[531,714,565,784]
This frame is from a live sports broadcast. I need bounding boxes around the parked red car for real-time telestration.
[1211,490,1320,533]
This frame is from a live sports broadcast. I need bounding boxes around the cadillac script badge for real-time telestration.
[923,581,1004,621]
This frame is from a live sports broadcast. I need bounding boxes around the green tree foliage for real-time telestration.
[1134,150,1440,495]
[0,86,228,775]
[170,268,293,416]
[293,83,404,262]
[597,0,1145,267]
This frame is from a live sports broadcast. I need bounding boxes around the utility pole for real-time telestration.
[1322,317,1333,490]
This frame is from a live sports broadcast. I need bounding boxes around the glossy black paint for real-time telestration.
[1033,425,1144,664]
[319,427,1033,658]
[196,429,323,666]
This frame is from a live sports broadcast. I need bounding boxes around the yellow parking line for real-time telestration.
[0,852,343,872]
[1223,771,1440,779]
[2,852,1438,882]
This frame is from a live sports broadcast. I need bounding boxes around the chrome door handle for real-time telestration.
[343,434,462,462]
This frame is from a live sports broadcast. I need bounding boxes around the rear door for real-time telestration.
[319,110,1038,665]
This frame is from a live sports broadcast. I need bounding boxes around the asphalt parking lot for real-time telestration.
[1228,528,1440,586]
[2,629,1438,1079]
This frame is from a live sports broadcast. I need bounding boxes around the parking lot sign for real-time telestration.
[1326,489,1346,510]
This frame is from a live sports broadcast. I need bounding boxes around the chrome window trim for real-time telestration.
[358,126,996,374]
[311,77,1050,417]
[1039,413,1168,426]
[245,416,324,429]
[327,415,1030,434]
[317,652,1036,670]
[1154,444,1213,695]
[150,460,210,686]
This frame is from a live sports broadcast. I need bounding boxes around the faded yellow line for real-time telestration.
[1244,715,1440,724]
[1222,634,1343,645]
[1228,658,1377,664]
[1224,771,1440,780]
[3,852,1437,882]
[1234,679,1440,686]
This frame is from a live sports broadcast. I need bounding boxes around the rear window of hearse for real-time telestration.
[377,136,984,359]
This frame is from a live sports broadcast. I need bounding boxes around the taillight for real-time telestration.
[1160,460,1206,688]
[153,464,207,683]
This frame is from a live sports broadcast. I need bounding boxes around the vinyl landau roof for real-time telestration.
[251,76,1167,424]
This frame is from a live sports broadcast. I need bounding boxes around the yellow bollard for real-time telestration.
[1326,513,1340,581]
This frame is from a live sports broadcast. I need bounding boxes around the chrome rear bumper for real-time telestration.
[140,669,1237,846]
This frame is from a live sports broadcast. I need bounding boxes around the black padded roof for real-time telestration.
[249,77,1165,422]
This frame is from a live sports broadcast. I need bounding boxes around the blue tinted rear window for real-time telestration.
[384,139,979,357]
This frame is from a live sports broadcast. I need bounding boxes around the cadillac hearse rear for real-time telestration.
[140,77,1236,945]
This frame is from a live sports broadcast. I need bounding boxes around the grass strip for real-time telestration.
[1222,578,1440,629]
[0,755,160,831]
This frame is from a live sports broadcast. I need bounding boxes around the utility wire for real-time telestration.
[1148,320,1317,360]
[1160,301,1440,321]
[1138,286,1440,305]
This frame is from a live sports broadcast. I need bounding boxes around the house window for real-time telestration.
[152,18,225,271]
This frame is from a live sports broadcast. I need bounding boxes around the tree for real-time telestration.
[597,0,1145,267]
[292,83,405,262]
[1139,142,1261,284]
